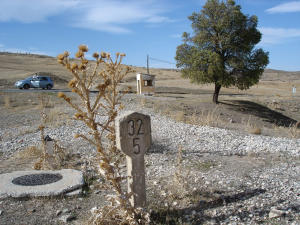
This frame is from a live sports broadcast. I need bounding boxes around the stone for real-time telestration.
[66,189,82,197]
[29,208,36,213]
[59,214,76,223]
[116,111,151,208]
[269,208,286,218]
[62,208,71,214]
[94,190,101,194]
[90,207,98,214]
[56,210,62,216]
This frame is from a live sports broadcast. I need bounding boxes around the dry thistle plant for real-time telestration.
[57,45,149,225]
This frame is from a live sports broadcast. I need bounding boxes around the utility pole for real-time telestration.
[147,54,149,74]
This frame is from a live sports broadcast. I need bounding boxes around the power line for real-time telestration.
[149,57,176,65]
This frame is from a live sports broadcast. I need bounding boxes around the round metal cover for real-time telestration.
[12,173,63,186]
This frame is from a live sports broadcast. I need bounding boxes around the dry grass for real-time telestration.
[273,122,300,139]
[191,160,216,171]
[288,121,300,138]
[173,111,185,122]
[245,116,262,135]
[46,107,71,127]
[148,146,192,213]
[15,145,43,159]
[249,127,262,135]
[187,107,221,127]
[4,95,11,108]
[139,97,147,107]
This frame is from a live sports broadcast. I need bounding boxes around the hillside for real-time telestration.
[1,52,300,90]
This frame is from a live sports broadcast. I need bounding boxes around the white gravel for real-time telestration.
[0,95,300,224]
[1,97,300,158]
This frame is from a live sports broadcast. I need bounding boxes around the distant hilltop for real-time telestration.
[0,51,299,82]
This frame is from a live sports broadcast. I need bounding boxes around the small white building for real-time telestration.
[136,73,155,95]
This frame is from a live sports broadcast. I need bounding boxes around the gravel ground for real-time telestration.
[0,94,299,224]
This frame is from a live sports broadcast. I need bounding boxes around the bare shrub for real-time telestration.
[34,94,67,170]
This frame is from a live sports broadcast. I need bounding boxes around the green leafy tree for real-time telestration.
[175,0,269,103]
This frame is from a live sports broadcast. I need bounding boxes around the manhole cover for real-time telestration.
[12,173,63,186]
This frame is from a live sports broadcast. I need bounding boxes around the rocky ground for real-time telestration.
[0,93,299,225]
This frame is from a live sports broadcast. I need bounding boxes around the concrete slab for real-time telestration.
[0,169,84,199]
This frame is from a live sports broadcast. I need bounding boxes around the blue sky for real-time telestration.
[0,0,300,71]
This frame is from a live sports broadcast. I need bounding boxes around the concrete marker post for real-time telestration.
[116,111,151,208]
[44,135,57,169]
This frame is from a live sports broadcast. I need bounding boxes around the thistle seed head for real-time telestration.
[79,64,86,70]
[78,44,88,52]
[68,79,77,88]
[71,63,78,70]
[93,52,99,59]
[105,79,111,86]
[57,54,65,60]
[75,50,84,58]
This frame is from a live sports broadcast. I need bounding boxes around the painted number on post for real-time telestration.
[128,119,144,154]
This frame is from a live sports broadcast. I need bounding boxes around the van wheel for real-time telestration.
[23,84,30,89]
[46,84,52,90]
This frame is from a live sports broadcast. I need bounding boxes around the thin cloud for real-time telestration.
[72,0,173,33]
[0,0,78,23]
[0,0,173,33]
[266,1,300,13]
[259,27,300,45]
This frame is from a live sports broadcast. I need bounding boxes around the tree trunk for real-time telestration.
[213,84,221,104]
